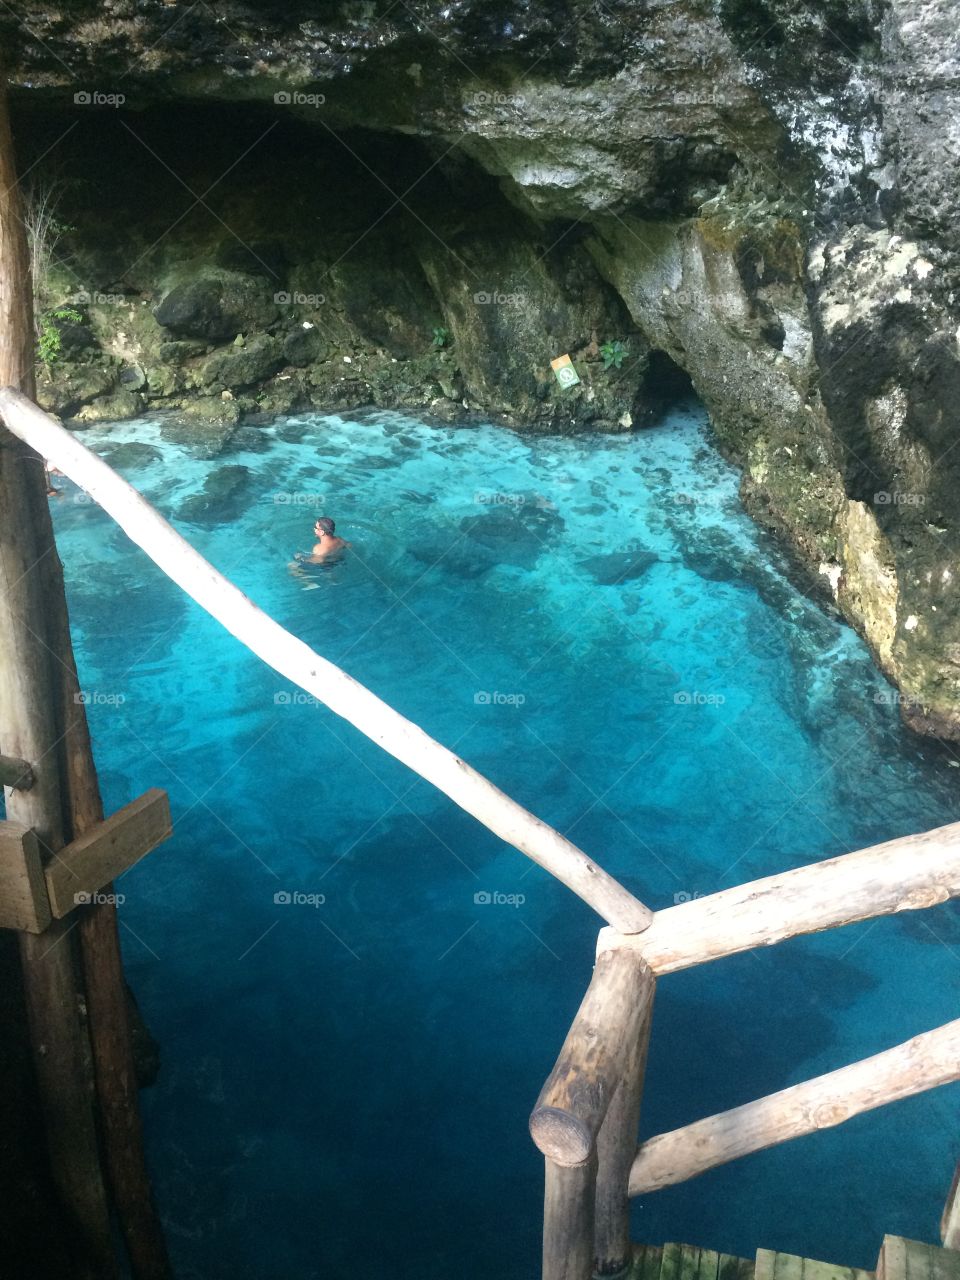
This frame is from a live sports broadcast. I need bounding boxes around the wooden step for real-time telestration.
[631,1242,754,1280]
[877,1236,960,1280]
[755,1248,873,1280]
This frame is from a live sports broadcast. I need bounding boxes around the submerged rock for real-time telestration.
[177,464,254,528]
[579,549,659,585]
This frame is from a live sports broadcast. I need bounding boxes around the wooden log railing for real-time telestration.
[595,819,960,975]
[0,386,652,936]
[533,821,960,1280]
[628,1017,960,1195]
[943,1159,960,1250]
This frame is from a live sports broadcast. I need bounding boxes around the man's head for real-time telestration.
[315,516,336,538]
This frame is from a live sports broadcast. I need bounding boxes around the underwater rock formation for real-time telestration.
[5,0,960,736]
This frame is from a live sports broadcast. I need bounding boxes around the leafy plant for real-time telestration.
[600,339,629,370]
[432,325,449,349]
[37,307,83,366]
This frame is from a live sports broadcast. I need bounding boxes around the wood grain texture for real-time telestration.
[629,1018,960,1195]
[597,819,960,974]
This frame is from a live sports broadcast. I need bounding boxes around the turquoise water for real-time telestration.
[50,402,959,1279]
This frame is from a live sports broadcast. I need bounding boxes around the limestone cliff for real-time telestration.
[4,0,960,738]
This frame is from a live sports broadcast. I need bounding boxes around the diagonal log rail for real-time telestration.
[595,819,960,973]
[628,1017,960,1196]
[0,386,651,935]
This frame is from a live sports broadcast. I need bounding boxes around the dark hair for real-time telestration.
[315,516,335,536]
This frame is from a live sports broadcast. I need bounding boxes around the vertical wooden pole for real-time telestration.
[594,969,656,1277]
[543,1153,598,1280]
[0,77,171,1280]
[0,79,116,1280]
[942,1158,960,1249]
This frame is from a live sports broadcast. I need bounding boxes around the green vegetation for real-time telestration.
[600,339,629,370]
[37,307,83,366]
[431,325,449,349]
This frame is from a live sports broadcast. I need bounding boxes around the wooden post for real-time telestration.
[0,76,117,1280]
[543,1153,597,1280]
[1,77,169,1278]
[942,1158,960,1249]
[530,950,653,1167]
[594,970,655,1277]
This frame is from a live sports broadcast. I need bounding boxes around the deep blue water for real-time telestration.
[49,402,960,1279]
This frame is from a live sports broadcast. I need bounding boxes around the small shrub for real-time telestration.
[37,306,83,366]
[600,339,629,370]
[432,325,449,349]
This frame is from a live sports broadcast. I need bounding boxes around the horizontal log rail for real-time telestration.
[628,1017,960,1195]
[0,387,652,934]
[0,751,35,790]
[596,819,960,974]
[530,950,654,1167]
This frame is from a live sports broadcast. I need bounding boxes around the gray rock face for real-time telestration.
[7,0,960,736]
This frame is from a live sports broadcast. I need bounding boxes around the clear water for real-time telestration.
[49,402,960,1279]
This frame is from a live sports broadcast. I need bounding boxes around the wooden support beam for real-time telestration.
[628,1017,960,1196]
[43,789,171,919]
[593,971,655,1277]
[0,387,652,936]
[0,750,35,789]
[0,821,52,932]
[0,76,117,1277]
[942,1160,960,1250]
[543,1154,597,1280]
[597,819,960,974]
[877,1235,960,1280]
[530,951,654,1168]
